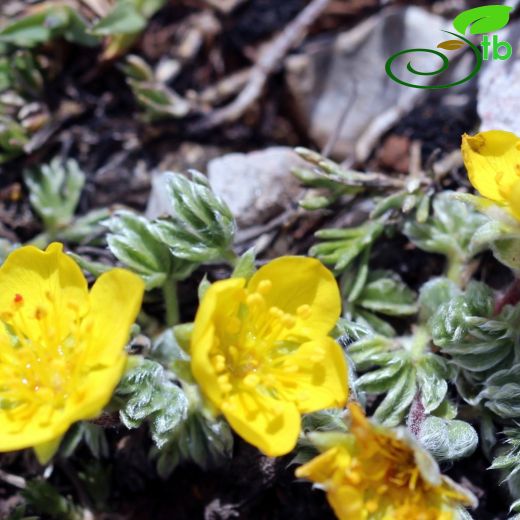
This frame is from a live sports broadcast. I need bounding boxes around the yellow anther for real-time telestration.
[263,374,276,386]
[217,374,230,385]
[228,345,239,359]
[347,471,361,485]
[34,307,47,320]
[296,304,312,318]
[377,485,388,495]
[67,301,79,312]
[222,383,233,393]
[212,355,226,372]
[365,500,378,514]
[282,314,296,329]
[243,373,260,388]
[222,401,235,412]
[257,279,272,295]
[218,375,233,394]
[269,306,283,318]
[246,292,264,307]
[226,317,241,335]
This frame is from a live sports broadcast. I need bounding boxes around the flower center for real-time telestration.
[209,279,314,403]
[0,292,86,423]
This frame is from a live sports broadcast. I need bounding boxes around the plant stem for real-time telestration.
[223,249,239,267]
[163,278,180,326]
[410,325,430,359]
[446,254,465,285]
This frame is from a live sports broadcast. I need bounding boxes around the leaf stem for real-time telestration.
[446,254,466,286]
[222,249,239,267]
[163,278,180,326]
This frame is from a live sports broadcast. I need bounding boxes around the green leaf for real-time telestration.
[24,158,85,233]
[453,5,512,35]
[341,247,370,303]
[116,359,189,448]
[311,220,383,272]
[481,365,520,418]
[373,366,416,426]
[347,335,394,369]
[490,428,520,488]
[418,416,477,461]
[419,277,461,321]
[355,361,404,394]
[493,238,520,271]
[356,270,417,316]
[417,356,449,413]
[404,192,488,262]
[129,81,191,119]
[60,423,108,459]
[0,6,97,47]
[232,248,256,280]
[153,410,233,477]
[106,210,193,287]
[370,191,407,219]
[150,172,236,264]
[355,309,397,337]
[198,275,211,300]
[0,115,29,163]
[22,480,82,520]
[91,1,146,36]
[430,283,518,403]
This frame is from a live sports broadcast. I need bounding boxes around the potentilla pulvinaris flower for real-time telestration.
[0,243,144,463]
[462,130,520,221]
[190,256,348,456]
[296,403,477,520]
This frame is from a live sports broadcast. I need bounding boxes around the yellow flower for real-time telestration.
[462,130,520,221]
[190,256,348,457]
[0,243,144,463]
[296,404,476,520]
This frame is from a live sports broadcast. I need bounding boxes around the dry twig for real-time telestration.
[0,469,26,490]
[191,0,331,130]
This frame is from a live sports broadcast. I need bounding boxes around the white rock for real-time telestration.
[478,21,520,134]
[285,7,449,161]
[207,147,305,227]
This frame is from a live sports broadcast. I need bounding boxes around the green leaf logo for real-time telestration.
[453,5,512,35]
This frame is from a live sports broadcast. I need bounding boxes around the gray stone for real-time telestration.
[478,20,520,134]
[207,147,305,227]
[285,7,449,161]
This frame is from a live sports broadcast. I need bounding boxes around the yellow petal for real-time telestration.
[462,130,520,202]
[0,242,88,341]
[295,446,340,481]
[247,257,341,339]
[222,390,300,456]
[508,179,520,220]
[0,404,68,452]
[191,278,246,408]
[327,485,365,520]
[85,268,144,367]
[67,355,127,423]
[273,337,348,413]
